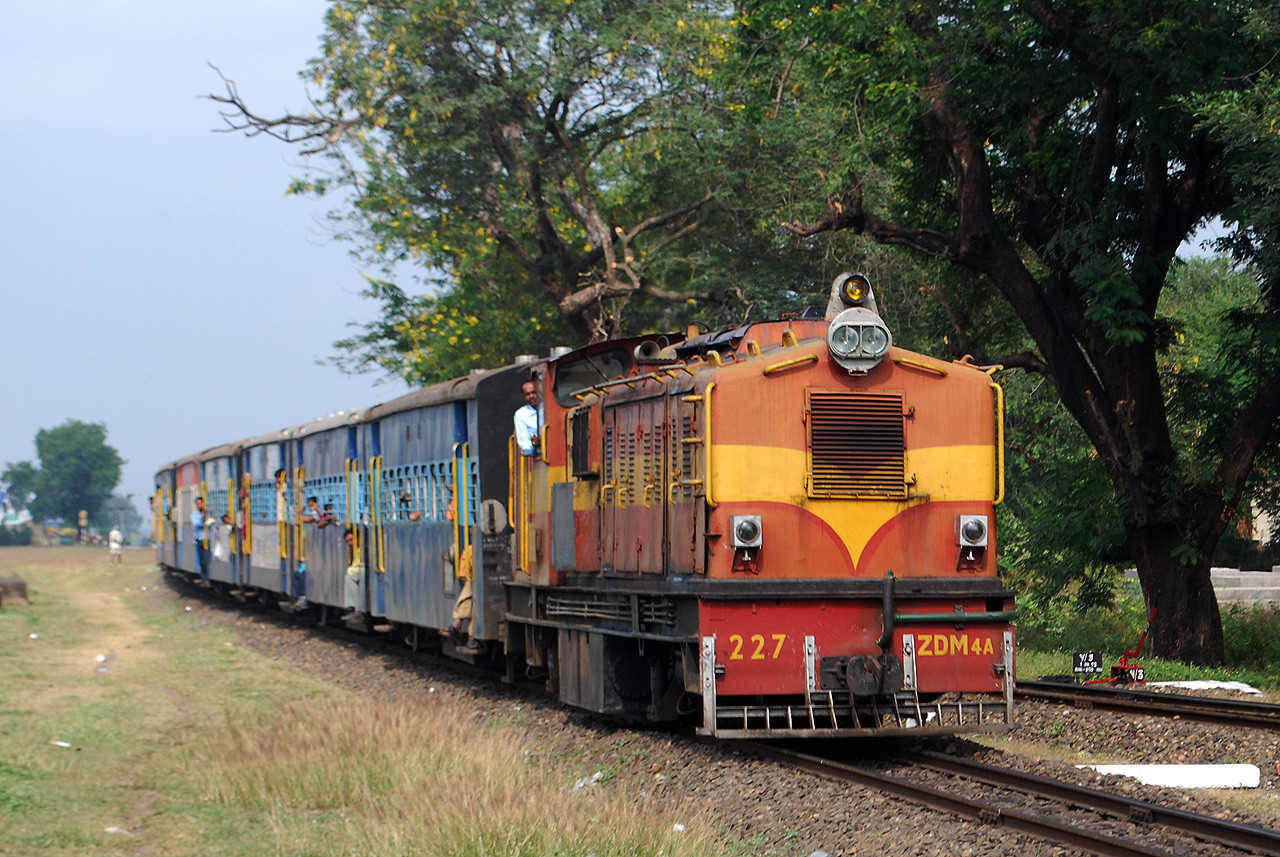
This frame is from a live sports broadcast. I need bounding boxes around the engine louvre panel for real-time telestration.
[807,391,907,498]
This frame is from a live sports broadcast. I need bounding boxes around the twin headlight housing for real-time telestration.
[826,272,892,374]
[827,306,893,374]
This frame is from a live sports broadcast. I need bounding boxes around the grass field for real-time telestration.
[0,547,727,857]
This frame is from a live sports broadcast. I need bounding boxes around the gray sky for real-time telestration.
[1,2,407,522]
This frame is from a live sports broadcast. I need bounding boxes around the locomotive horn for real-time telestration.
[634,340,662,361]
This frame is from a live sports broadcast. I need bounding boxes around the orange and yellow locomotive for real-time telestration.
[505,273,1014,737]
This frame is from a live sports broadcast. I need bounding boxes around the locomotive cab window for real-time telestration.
[553,348,630,405]
[569,408,596,478]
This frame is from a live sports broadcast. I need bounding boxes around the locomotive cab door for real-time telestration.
[602,395,668,575]
[665,389,706,575]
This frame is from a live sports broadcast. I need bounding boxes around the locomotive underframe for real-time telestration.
[503,576,1016,737]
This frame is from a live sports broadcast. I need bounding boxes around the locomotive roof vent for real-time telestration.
[549,346,573,359]
[825,273,892,374]
[514,354,538,364]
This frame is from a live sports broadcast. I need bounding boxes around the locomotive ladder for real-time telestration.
[699,632,1015,738]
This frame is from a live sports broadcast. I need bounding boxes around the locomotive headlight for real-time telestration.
[861,325,890,356]
[731,514,763,548]
[957,514,989,548]
[841,273,872,306]
[829,323,860,357]
[826,306,893,374]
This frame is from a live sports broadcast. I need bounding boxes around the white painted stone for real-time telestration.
[1079,764,1260,788]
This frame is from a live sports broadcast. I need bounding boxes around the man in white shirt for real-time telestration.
[108,526,124,563]
[514,379,541,456]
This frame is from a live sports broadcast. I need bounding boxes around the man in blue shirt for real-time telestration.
[192,496,211,583]
[514,379,541,456]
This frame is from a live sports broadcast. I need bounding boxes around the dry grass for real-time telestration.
[196,696,724,857]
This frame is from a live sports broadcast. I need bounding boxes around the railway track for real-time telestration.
[753,744,1280,857]
[1018,679,1280,729]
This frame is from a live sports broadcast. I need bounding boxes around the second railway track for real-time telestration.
[1017,680,1280,729]
[753,743,1280,857]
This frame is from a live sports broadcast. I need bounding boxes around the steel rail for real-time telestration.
[1018,680,1280,729]
[910,750,1280,856]
[751,745,1180,857]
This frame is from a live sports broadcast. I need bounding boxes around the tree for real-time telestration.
[99,494,143,536]
[29,420,123,523]
[743,0,1280,663]
[2,460,39,512]
[212,0,734,355]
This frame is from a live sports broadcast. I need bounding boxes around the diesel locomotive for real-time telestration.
[154,273,1015,737]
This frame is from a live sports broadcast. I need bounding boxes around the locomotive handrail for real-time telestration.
[507,434,516,548]
[781,329,799,347]
[762,353,818,376]
[991,381,1005,506]
[705,382,716,507]
[894,610,1016,624]
[893,356,947,376]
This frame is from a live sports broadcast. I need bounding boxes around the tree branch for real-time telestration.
[207,65,358,155]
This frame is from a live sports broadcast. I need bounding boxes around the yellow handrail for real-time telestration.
[451,442,462,565]
[705,382,716,508]
[762,353,819,376]
[200,481,208,548]
[507,435,516,539]
[227,477,236,555]
[894,356,948,377]
[277,471,287,560]
[295,465,305,562]
[459,443,471,556]
[241,475,252,555]
[345,458,358,564]
[991,381,1006,506]
[781,329,798,347]
[374,455,385,573]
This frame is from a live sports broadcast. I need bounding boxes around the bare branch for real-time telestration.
[207,64,358,155]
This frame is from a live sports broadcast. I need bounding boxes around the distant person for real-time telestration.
[192,496,211,583]
[274,468,289,524]
[302,496,334,528]
[107,526,124,564]
[342,526,365,624]
[398,491,421,522]
[514,378,541,456]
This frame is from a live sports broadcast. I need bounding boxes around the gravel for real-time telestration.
[153,570,1279,856]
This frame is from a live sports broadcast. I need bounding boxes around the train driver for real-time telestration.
[514,379,541,456]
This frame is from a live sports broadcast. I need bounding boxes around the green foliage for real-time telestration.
[28,420,122,523]
[0,527,32,547]
[2,461,38,512]
[243,0,744,381]
[98,494,142,535]
[1018,592,1280,688]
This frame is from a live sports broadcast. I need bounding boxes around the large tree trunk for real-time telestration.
[1129,523,1225,665]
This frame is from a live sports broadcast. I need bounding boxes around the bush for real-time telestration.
[0,527,32,547]
[1221,603,1280,672]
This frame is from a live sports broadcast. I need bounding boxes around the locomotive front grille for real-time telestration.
[807,391,906,498]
